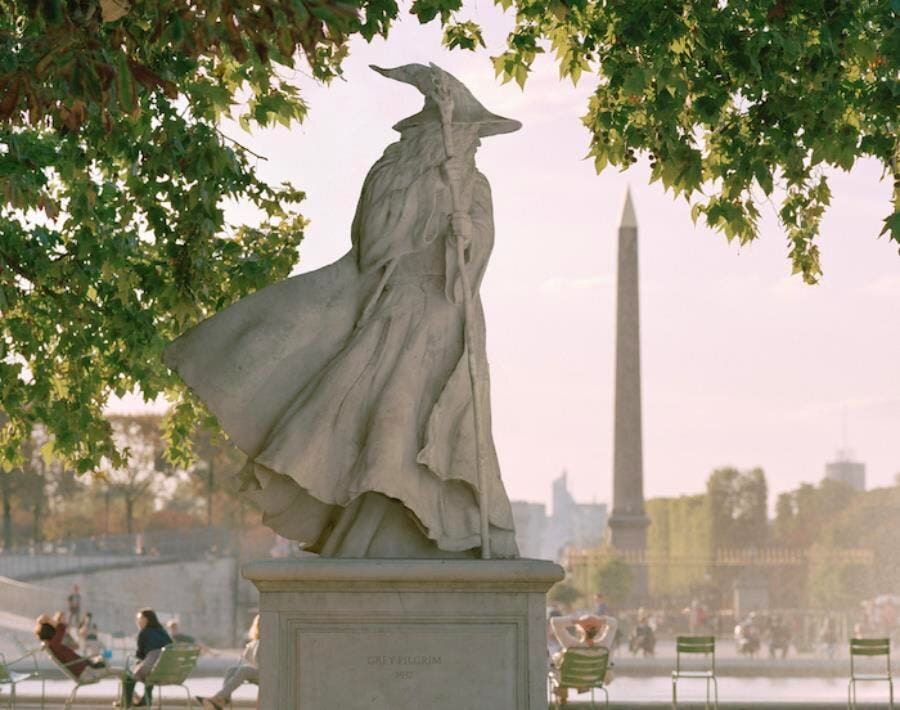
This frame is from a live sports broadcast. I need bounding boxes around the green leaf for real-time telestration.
[690,202,703,225]
[40,440,56,466]
[114,53,136,113]
[880,212,900,240]
[443,21,486,51]
[622,67,646,97]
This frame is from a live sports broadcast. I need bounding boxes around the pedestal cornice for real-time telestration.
[243,557,564,593]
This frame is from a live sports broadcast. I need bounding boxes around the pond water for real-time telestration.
[15,674,894,704]
[578,675,890,703]
[16,677,258,701]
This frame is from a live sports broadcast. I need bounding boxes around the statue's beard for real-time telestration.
[351,124,482,264]
[379,125,479,186]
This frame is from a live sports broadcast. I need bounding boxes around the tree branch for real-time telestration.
[213,127,269,162]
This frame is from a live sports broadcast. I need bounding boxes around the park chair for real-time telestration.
[672,635,718,710]
[548,646,610,709]
[848,638,893,709]
[0,650,41,709]
[125,643,200,709]
[43,645,116,710]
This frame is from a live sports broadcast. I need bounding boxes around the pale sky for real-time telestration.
[117,6,899,510]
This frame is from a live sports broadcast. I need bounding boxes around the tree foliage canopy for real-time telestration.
[773,478,900,610]
[594,555,632,607]
[0,412,249,549]
[706,466,768,547]
[644,470,897,610]
[547,580,583,606]
[1,0,896,473]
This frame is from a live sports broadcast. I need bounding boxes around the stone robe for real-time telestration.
[165,143,518,558]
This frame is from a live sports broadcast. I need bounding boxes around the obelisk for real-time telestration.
[608,188,650,600]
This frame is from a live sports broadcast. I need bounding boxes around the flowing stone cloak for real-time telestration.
[164,149,517,558]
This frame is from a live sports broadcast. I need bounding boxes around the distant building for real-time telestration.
[510,502,546,559]
[511,472,608,561]
[824,449,866,492]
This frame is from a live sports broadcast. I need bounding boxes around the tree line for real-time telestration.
[0,413,249,551]
[646,467,900,612]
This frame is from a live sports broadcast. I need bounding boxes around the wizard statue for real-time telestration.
[165,64,519,559]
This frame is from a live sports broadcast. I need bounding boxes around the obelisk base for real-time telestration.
[243,558,563,710]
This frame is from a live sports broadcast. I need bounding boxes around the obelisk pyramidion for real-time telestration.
[608,187,650,600]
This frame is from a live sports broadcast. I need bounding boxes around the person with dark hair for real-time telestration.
[117,608,172,708]
[628,611,656,657]
[34,612,110,681]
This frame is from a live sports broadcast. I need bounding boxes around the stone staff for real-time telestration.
[430,68,492,559]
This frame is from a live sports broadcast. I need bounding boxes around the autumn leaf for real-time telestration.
[100,0,130,23]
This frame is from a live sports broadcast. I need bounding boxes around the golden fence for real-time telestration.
[562,545,875,568]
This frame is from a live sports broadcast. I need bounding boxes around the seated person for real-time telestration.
[547,617,563,657]
[35,612,112,682]
[197,615,260,710]
[79,611,103,656]
[549,613,618,705]
[118,608,173,708]
[165,619,196,645]
[629,612,656,656]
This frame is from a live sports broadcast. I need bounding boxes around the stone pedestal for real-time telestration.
[243,558,563,710]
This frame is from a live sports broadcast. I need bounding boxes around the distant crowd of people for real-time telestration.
[31,584,259,708]
[733,612,793,658]
[732,598,899,660]
[547,589,899,676]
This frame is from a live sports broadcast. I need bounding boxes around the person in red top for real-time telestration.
[34,612,111,681]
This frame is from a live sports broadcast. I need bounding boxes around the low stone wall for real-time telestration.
[0,575,67,622]
[0,554,150,580]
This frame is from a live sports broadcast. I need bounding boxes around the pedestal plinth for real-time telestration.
[243,558,563,710]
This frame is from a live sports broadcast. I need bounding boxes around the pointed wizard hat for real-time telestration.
[371,62,522,137]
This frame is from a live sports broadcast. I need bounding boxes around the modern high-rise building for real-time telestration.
[510,472,607,560]
[824,449,866,492]
[510,501,547,560]
[548,472,608,559]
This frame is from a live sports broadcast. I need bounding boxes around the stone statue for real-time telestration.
[164,63,519,559]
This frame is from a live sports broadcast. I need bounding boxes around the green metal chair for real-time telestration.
[848,638,893,709]
[672,635,718,710]
[0,650,41,709]
[125,643,200,709]
[548,646,610,708]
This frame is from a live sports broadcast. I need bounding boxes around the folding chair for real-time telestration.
[126,643,200,709]
[0,650,41,709]
[848,638,893,709]
[672,635,718,709]
[43,647,114,710]
[7,639,48,710]
[548,646,610,709]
